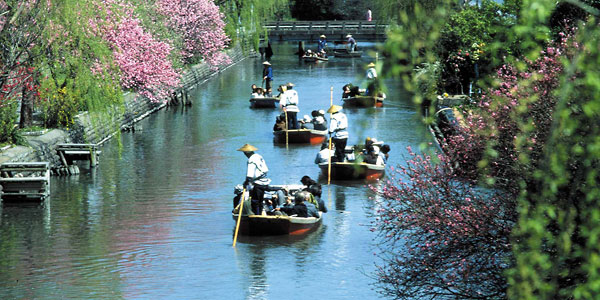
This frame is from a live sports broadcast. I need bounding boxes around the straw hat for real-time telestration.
[286,82,295,87]
[327,105,343,113]
[237,144,258,152]
[346,34,352,38]
[367,62,376,68]
[320,35,326,38]
[262,61,271,65]
[277,85,287,92]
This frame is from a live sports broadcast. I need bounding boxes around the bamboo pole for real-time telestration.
[232,188,246,247]
[328,86,333,185]
[284,110,289,149]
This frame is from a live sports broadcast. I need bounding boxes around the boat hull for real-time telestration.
[318,162,385,180]
[342,96,384,108]
[333,50,362,58]
[249,97,279,108]
[232,213,322,235]
[273,129,327,145]
[303,55,328,62]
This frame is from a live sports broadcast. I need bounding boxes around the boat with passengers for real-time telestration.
[232,184,323,235]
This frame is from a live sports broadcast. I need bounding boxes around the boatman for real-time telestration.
[280,82,300,129]
[365,62,378,96]
[262,61,273,96]
[317,35,327,53]
[238,144,271,215]
[328,105,349,162]
[346,34,357,52]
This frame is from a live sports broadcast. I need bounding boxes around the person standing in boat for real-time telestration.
[280,82,300,129]
[262,61,273,96]
[238,144,271,215]
[328,105,349,162]
[346,34,357,52]
[317,35,327,53]
[365,62,378,96]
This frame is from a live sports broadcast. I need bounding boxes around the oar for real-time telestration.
[232,188,246,247]
[328,86,333,185]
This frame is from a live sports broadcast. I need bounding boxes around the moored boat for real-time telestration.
[302,55,329,62]
[273,129,327,145]
[231,212,322,235]
[249,96,280,108]
[318,161,385,180]
[333,49,362,58]
[342,95,384,108]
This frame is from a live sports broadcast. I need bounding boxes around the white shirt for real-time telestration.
[315,148,333,164]
[247,153,271,185]
[280,89,299,112]
[366,67,377,79]
[312,115,326,125]
[329,112,348,139]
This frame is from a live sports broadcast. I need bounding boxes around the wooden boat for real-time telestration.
[232,212,322,235]
[273,129,327,145]
[318,161,385,180]
[333,49,363,58]
[249,96,279,108]
[302,55,329,62]
[342,95,384,108]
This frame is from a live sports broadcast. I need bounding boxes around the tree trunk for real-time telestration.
[19,85,33,128]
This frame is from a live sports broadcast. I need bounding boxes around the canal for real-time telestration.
[0,42,431,299]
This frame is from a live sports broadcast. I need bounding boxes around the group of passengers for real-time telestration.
[274,109,327,132]
[233,172,327,218]
[313,136,390,166]
[250,84,266,98]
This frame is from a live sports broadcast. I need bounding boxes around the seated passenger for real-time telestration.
[300,176,327,213]
[311,110,327,131]
[251,87,265,98]
[378,144,391,165]
[275,191,316,217]
[273,113,287,131]
[299,115,314,129]
[314,142,334,164]
[342,83,362,98]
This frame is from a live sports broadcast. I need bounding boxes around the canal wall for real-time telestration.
[0,42,259,172]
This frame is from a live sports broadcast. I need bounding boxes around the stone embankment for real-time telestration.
[0,43,258,173]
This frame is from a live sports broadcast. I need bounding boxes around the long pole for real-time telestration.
[328,86,333,185]
[232,188,246,247]
[284,109,289,148]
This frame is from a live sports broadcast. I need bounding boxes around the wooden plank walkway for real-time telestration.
[0,162,50,201]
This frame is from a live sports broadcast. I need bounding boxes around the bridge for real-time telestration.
[264,20,388,42]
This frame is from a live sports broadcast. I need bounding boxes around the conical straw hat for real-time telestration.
[237,144,258,152]
[327,105,343,113]
[367,62,376,68]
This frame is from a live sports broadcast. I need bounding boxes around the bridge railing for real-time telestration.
[264,20,387,32]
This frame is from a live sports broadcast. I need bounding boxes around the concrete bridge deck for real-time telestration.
[265,20,388,42]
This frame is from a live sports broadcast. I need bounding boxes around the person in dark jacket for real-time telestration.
[276,192,309,217]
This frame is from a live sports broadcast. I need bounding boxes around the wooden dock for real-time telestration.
[0,162,50,201]
[56,143,101,175]
[264,20,388,42]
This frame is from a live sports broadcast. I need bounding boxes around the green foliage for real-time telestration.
[218,0,290,50]
[0,102,22,145]
[35,0,123,128]
[508,17,600,299]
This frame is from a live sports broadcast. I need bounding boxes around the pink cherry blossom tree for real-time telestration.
[156,0,230,65]
[90,0,180,102]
